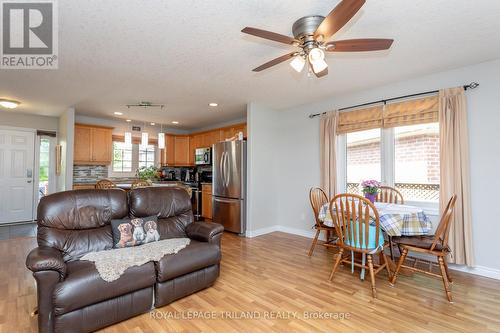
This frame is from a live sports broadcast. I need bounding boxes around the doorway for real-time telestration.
[0,128,35,224]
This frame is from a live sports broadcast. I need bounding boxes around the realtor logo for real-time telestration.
[1,0,58,69]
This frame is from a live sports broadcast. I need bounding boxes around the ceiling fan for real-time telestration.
[241,0,393,78]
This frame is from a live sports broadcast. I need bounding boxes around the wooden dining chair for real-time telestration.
[328,193,392,298]
[390,195,457,302]
[131,179,152,189]
[376,186,404,204]
[308,187,337,256]
[95,179,116,189]
[376,185,405,260]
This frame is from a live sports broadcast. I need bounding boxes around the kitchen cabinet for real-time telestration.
[174,136,190,166]
[161,124,245,167]
[189,134,202,165]
[161,134,176,166]
[220,124,247,141]
[74,124,113,165]
[201,184,212,220]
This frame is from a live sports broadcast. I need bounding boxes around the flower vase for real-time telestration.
[364,193,376,203]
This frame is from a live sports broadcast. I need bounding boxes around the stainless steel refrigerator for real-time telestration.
[212,140,246,234]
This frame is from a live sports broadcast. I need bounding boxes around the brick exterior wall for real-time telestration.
[347,132,440,183]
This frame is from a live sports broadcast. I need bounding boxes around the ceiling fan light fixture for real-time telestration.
[290,55,306,73]
[308,48,328,74]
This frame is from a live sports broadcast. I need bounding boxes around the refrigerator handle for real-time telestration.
[219,151,225,187]
[224,151,230,187]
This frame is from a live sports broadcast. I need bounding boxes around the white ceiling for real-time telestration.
[1,0,500,129]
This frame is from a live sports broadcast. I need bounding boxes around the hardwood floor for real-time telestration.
[2,232,500,332]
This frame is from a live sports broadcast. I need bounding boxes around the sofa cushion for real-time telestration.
[37,189,128,261]
[155,240,221,282]
[53,260,156,316]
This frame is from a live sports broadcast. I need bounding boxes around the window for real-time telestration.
[139,145,155,168]
[394,123,439,202]
[346,129,381,194]
[113,142,133,172]
[343,123,440,204]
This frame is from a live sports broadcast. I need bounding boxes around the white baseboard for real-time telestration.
[245,225,500,281]
[448,264,500,280]
[245,225,327,240]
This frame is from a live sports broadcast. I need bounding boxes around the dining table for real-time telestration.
[318,201,432,237]
[318,200,432,270]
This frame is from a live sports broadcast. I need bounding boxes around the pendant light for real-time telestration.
[158,124,165,149]
[124,118,132,147]
[141,121,149,147]
[141,132,149,147]
[124,132,132,147]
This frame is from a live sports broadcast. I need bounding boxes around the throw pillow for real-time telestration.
[111,215,159,248]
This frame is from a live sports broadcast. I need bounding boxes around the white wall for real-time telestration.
[246,103,282,235]
[247,58,500,274]
[57,108,75,191]
[0,111,59,131]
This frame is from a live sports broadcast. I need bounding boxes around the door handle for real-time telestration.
[27,168,32,178]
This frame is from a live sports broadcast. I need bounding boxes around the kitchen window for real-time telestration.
[139,145,155,168]
[112,142,133,172]
[111,142,157,176]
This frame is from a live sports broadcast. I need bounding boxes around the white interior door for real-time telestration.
[0,129,35,223]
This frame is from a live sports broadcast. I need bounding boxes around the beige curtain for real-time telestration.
[439,87,474,266]
[320,111,338,198]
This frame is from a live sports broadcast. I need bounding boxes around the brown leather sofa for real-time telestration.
[26,187,224,333]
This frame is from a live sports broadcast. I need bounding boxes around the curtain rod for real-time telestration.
[308,82,479,119]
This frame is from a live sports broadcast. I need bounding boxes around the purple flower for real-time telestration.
[361,180,381,194]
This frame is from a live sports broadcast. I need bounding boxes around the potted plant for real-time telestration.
[136,166,159,182]
[361,180,381,203]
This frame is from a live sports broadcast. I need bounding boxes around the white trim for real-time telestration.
[449,264,500,281]
[245,225,325,240]
[245,226,500,281]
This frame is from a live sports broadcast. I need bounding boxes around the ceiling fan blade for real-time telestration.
[252,52,297,72]
[242,27,297,45]
[325,38,394,52]
[314,0,366,40]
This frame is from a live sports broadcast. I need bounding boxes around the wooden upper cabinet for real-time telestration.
[174,136,190,166]
[160,134,176,166]
[189,134,201,165]
[91,127,112,163]
[74,124,113,165]
[220,124,247,141]
[74,126,92,162]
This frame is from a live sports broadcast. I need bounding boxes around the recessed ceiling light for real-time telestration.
[0,99,20,109]
[172,121,179,124]
[126,119,132,122]
[208,102,218,107]
[114,112,123,115]
[150,122,156,125]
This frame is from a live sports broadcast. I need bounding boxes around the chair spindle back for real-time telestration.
[329,193,380,252]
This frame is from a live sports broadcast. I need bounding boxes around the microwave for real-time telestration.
[195,147,211,165]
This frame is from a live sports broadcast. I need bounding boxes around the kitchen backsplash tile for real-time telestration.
[73,165,108,183]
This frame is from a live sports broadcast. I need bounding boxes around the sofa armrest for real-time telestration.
[186,222,224,245]
[26,246,66,280]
